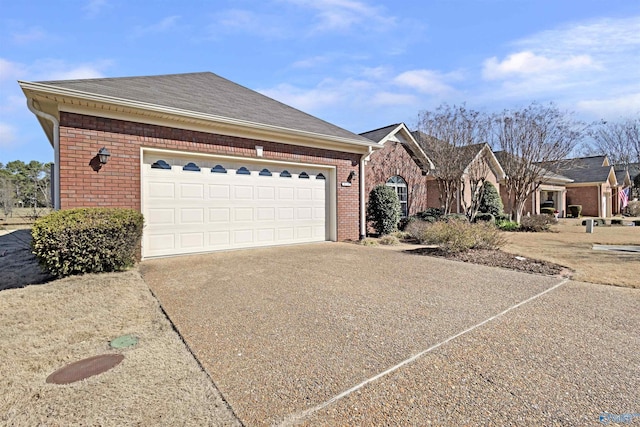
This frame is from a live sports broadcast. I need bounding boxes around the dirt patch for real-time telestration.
[406,247,570,277]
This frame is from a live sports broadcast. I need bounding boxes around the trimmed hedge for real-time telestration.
[520,214,557,232]
[31,208,144,277]
[567,205,582,218]
[540,207,555,216]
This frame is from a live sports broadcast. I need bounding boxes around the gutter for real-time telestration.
[27,98,60,210]
[360,146,373,240]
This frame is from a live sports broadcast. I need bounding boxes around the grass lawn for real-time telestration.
[0,271,240,426]
[503,218,640,288]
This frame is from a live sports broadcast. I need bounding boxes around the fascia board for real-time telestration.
[19,81,379,154]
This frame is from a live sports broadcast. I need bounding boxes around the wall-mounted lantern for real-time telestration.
[97,147,111,164]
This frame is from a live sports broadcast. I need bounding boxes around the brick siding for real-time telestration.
[58,112,362,241]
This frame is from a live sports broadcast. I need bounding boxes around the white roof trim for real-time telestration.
[19,80,378,152]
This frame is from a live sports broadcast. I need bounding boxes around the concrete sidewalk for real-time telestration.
[141,243,639,426]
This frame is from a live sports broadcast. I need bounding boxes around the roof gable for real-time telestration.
[360,123,434,171]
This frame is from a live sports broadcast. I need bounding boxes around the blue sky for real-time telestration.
[1,0,639,163]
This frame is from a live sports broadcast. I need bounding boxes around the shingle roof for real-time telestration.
[559,166,613,184]
[360,124,401,143]
[34,72,370,143]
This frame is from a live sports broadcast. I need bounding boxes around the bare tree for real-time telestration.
[586,117,640,167]
[0,175,15,216]
[461,145,492,221]
[491,102,585,223]
[416,104,490,216]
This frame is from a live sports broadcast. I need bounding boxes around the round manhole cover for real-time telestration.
[110,334,139,349]
[46,354,124,385]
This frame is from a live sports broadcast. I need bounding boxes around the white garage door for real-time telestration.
[141,153,331,258]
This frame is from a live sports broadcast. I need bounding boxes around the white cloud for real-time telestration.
[283,0,395,33]
[475,15,640,117]
[0,123,17,148]
[483,51,596,80]
[133,16,180,37]
[576,93,640,120]
[393,69,456,95]
[210,9,288,39]
[44,66,105,81]
[259,82,344,112]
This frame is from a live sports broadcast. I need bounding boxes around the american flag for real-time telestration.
[619,187,629,209]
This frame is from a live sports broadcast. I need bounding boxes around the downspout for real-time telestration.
[27,99,60,210]
[359,146,372,240]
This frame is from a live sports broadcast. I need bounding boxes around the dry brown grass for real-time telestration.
[503,218,640,288]
[0,271,240,426]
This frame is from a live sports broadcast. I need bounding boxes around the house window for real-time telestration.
[236,167,251,175]
[211,165,227,173]
[259,168,272,176]
[386,176,408,218]
[299,172,310,179]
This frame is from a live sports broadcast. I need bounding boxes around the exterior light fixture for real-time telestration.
[348,170,357,181]
[97,147,111,164]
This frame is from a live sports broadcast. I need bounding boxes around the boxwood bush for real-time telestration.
[409,218,505,253]
[31,208,144,277]
[540,207,556,216]
[520,214,557,232]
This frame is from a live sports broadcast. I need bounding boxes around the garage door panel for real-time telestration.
[209,184,230,199]
[209,208,230,222]
[143,156,329,257]
[180,183,204,199]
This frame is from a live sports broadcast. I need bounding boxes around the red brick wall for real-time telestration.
[567,186,600,217]
[58,112,362,241]
[365,141,429,215]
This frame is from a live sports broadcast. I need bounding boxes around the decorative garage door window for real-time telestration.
[280,170,292,178]
[236,166,251,175]
[386,175,408,218]
[259,168,272,176]
[183,162,201,172]
[211,165,227,173]
[151,160,171,169]
[316,173,326,180]
[299,172,310,179]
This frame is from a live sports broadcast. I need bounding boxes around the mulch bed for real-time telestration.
[406,247,572,277]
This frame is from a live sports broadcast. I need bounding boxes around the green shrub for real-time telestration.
[497,220,520,231]
[634,220,640,226]
[567,205,582,218]
[31,208,144,277]
[474,213,496,223]
[415,208,444,223]
[415,218,505,253]
[628,201,640,216]
[611,219,623,226]
[540,207,555,216]
[379,234,400,245]
[478,181,504,217]
[520,214,557,232]
[367,185,401,235]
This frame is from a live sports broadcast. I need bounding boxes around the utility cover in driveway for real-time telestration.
[142,154,331,257]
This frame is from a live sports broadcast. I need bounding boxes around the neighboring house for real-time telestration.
[494,150,575,218]
[360,123,434,217]
[413,133,506,215]
[616,163,639,201]
[542,155,631,217]
[20,72,380,258]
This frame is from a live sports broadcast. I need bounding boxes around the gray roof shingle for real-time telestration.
[34,72,370,143]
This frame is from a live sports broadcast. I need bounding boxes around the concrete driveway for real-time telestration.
[140,243,639,426]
